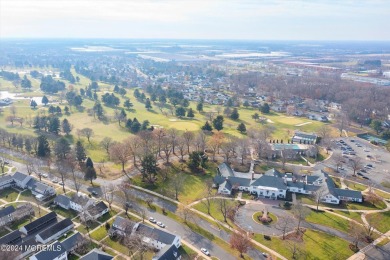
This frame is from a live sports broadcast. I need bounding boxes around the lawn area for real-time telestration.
[67,254,80,260]
[18,190,36,202]
[58,231,75,242]
[9,217,33,230]
[76,220,100,234]
[179,244,199,259]
[331,210,363,224]
[119,212,141,222]
[102,237,131,256]
[2,188,19,202]
[331,177,342,188]
[132,161,218,203]
[253,164,272,174]
[192,198,237,227]
[366,211,390,233]
[97,209,118,223]
[344,180,367,191]
[305,209,351,233]
[254,229,354,259]
[374,189,390,200]
[51,205,79,219]
[90,225,109,241]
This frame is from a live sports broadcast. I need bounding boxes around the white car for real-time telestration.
[52,178,58,183]
[41,173,48,178]
[157,221,165,228]
[58,182,64,186]
[149,217,156,223]
[201,248,210,256]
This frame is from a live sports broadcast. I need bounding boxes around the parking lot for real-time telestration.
[325,136,390,190]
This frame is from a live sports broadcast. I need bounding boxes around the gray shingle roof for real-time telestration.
[54,195,71,207]
[26,178,53,194]
[0,174,14,184]
[264,169,283,178]
[22,212,57,233]
[112,216,136,232]
[0,230,22,245]
[335,188,362,200]
[136,223,177,245]
[80,248,113,260]
[251,175,287,190]
[0,205,15,218]
[61,232,83,252]
[37,218,73,240]
[12,171,29,182]
[228,177,251,187]
[219,180,232,191]
[71,194,91,206]
[87,201,108,217]
[32,241,66,260]
[217,163,235,177]
[213,175,225,185]
[153,243,181,260]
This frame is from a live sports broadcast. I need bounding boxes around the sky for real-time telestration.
[0,0,389,41]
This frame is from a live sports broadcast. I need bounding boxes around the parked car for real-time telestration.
[157,221,165,228]
[41,173,48,178]
[149,217,156,223]
[357,172,363,176]
[366,164,373,168]
[350,139,355,142]
[201,248,210,256]
[91,190,98,196]
[58,182,64,186]
[52,178,58,183]
[360,169,367,173]
[362,176,370,180]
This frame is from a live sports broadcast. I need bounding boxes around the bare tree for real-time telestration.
[161,136,173,164]
[167,128,179,154]
[0,155,7,173]
[349,157,363,176]
[117,182,136,215]
[199,180,214,215]
[55,159,69,193]
[312,186,328,211]
[236,137,249,165]
[280,146,296,170]
[333,152,344,173]
[170,172,186,200]
[229,230,252,258]
[100,137,114,155]
[176,135,187,161]
[287,241,303,260]
[79,128,94,144]
[177,202,193,224]
[183,130,194,154]
[101,184,116,209]
[349,221,365,250]
[221,138,236,163]
[218,199,233,222]
[292,202,310,234]
[109,142,131,173]
[276,215,294,240]
[154,128,166,157]
[195,131,208,152]
[364,190,383,206]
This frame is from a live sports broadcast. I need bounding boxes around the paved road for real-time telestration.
[363,243,390,260]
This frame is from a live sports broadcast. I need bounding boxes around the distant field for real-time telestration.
[0,67,332,167]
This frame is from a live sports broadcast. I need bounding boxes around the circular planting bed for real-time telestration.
[253,211,278,225]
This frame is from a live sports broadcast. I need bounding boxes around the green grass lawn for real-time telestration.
[51,206,79,219]
[132,161,218,203]
[76,220,100,234]
[2,188,19,202]
[18,190,36,202]
[305,209,351,233]
[9,217,33,230]
[331,177,342,188]
[253,164,272,174]
[58,231,75,241]
[366,211,390,233]
[90,225,109,241]
[101,237,131,256]
[254,229,354,259]
[331,210,363,224]
[193,198,237,227]
[97,209,118,223]
[374,189,390,200]
[344,180,367,191]
[179,244,198,259]
[67,254,80,260]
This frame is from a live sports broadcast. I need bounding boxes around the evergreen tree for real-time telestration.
[123,99,133,110]
[48,105,56,114]
[261,103,270,114]
[187,108,195,118]
[30,100,38,109]
[145,98,152,110]
[93,102,104,119]
[237,123,247,133]
[42,95,49,106]
[141,120,150,131]
[113,85,120,93]
[182,99,190,107]
[21,75,32,88]
[201,121,213,131]
[243,100,250,108]
[48,117,60,135]
[85,157,94,168]
[230,108,240,120]
[141,154,159,183]
[226,98,234,107]
[130,119,141,133]
[125,118,133,129]
[175,106,186,118]
[75,140,87,163]
[134,89,141,99]
[84,166,97,184]
[151,93,157,102]
[25,138,32,154]
[213,115,224,131]
[37,135,50,157]
[188,151,208,170]
[54,137,71,159]
[196,102,203,112]
[64,106,70,115]
[119,88,127,97]
[61,118,72,135]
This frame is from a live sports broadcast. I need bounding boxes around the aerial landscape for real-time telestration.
[1,1,390,260]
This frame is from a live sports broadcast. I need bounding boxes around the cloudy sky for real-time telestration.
[0,0,389,40]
